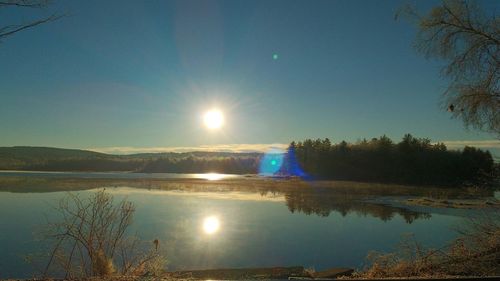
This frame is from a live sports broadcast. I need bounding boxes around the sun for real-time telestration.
[203,216,220,234]
[203,109,224,129]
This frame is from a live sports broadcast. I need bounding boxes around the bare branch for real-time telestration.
[0,14,61,39]
[406,0,500,135]
[0,0,50,8]
[38,190,166,278]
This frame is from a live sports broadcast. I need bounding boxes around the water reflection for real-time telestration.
[198,173,226,181]
[0,181,465,279]
[0,171,239,180]
[0,174,491,224]
[281,188,431,223]
[203,216,221,234]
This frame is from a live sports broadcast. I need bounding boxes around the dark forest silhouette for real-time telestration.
[138,156,259,174]
[281,134,496,187]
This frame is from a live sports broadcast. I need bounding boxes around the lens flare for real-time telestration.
[259,146,308,178]
[259,148,285,175]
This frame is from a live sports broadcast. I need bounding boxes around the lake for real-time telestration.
[0,172,494,278]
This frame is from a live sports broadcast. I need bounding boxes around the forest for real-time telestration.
[281,134,497,187]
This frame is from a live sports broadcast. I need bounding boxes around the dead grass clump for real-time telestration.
[92,249,116,276]
[357,212,500,278]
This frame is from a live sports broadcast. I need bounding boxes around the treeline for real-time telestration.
[20,157,260,174]
[1,140,497,187]
[280,134,497,187]
[139,156,259,174]
[0,146,261,173]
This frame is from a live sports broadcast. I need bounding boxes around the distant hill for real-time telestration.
[0,146,262,173]
[0,146,110,170]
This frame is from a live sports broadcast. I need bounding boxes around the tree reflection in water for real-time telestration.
[2,175,487,224]
[281,188,431,223]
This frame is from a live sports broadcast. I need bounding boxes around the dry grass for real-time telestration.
[354,213,500,278]
[406,197,500,209]
[38,190,167,279]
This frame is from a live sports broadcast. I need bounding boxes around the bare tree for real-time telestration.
[39,189,166,278]
[401,0,499,135]
[0,0,61,40]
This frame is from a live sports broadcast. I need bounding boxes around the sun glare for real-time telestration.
[203,216,220,234]
[204,109,224,129]
[203,173,224,181]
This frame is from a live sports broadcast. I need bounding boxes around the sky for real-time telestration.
[0,0,499,155]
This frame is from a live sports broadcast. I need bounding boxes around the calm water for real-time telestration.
[0,170,242,180]
[0,172,478,278]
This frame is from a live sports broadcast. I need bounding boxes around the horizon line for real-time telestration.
[2,139,498,155]
[86,140,500,155]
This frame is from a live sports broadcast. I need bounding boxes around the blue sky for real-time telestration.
[0,0,498,154]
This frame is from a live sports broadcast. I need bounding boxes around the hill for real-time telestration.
[0,146,261,173]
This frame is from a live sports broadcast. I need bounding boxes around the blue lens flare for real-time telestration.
[282,145,307,178]
[259,149,285,175]
[259,146,308,178]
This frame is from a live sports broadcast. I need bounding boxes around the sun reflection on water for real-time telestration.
[202,215,220,235]
[199,173,225,181]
